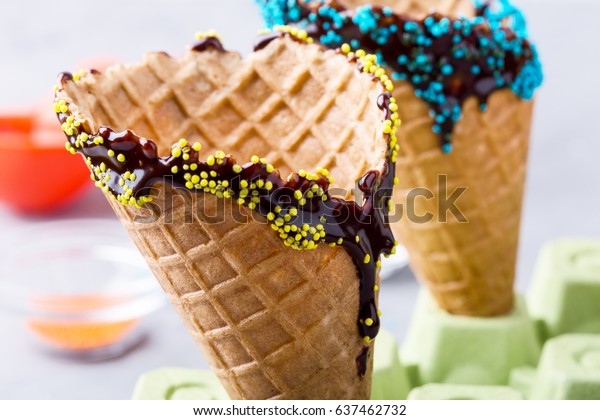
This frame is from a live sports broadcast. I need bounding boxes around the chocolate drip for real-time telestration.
[192,37,227,53]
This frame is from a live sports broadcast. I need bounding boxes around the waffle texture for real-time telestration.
[392,86,533,316]
[60,36,391,399]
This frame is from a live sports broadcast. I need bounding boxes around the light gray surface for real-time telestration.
[1,0,599,399]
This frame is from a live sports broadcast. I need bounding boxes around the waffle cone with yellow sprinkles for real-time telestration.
[255,0,542,316]
[54,29,400,399]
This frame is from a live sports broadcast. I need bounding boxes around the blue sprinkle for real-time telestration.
[415,54,428,65]
[433,125,442,134]
[441,64,454,76]
[352,5,379,33]
[471,65,481,75]
[404,21,418,32]
[442,143,453,153]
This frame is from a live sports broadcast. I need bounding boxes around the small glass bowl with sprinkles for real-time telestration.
[0,219,166,361]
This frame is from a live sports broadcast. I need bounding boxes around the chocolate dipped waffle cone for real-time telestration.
[54,31,398,399]
[256,0,541,316]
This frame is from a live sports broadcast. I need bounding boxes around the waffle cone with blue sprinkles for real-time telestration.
[256,0,542,316]
[54,30,401,399]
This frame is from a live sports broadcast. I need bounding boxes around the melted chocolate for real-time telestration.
[57,35,396,377]
[192,37,227,53]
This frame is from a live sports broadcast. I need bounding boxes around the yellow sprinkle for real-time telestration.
[265,181,273,191]
[192,142,202,152]
[355,235,360,243]
[185,181,194,189]
[171,166,179,174]
[364,254,371,264]
[337,238,343,245]
[393,177,399,185]
[365,318,374,327]
[389,103,399,112]
[233,164,242,174]
[363,336,372,344]
[207,155,215,166]
[215,151,226,159]
[251,155,260,164]
[266,164,274,173]
[341,43,351,53]
[178,138,187,148]
[294,190,302,200]
[172,148,182,158]
[377,310,382,317]
[117,154,125,162]
[183,153,190,161]
[195,30,221,40]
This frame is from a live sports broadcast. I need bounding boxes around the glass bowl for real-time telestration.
[0,219,166,361]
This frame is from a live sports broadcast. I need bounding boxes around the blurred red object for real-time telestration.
[0,112,91,213]
[0,55,120,214]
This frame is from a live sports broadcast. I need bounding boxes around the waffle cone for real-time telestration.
[392,84,533,316]
[57,36,393,399]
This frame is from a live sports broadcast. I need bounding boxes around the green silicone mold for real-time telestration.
[408,384,523,400]
[371,329,411,400]
[132,368,229,400]
[529,239,600,340]
[401,291,540,386]
[530,334,600,400]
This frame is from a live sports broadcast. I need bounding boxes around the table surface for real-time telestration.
[1,0,599,399]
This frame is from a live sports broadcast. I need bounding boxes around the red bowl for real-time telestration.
[0,113,91,213]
